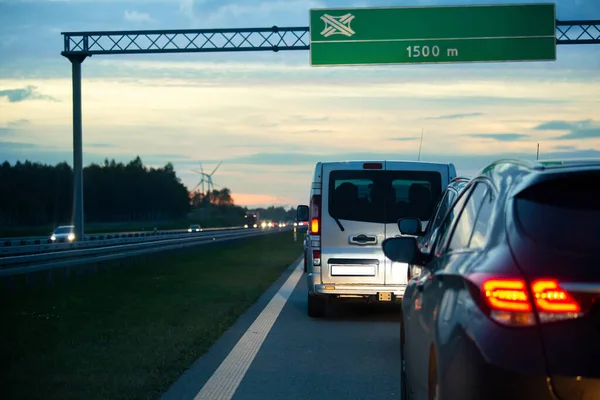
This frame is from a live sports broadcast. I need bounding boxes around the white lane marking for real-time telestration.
[194,261,304,400]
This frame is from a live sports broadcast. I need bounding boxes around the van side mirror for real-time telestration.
[398,217,424,236]
[382,237,424,265]
[296,205,309,222]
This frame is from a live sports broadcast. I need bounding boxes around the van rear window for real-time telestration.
[514,173,600,254]
[328,170,442,224]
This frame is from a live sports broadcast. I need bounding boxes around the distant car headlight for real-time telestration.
[195,229,200,232]
[51,235,56,241]
[67,233,75,241]
[253,224,257,228]
[188,228,192,232]
[244,224,248,228]
[294,222,298,226]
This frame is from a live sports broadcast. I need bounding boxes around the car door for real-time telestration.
[404,182,476,398]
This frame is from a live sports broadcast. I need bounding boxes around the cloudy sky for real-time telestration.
[1,0,599,208]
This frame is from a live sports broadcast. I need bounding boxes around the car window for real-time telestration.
[468,188,494,249]
[54,227,73,234]
[419,189,454,253]
[514,173,600,255]
[431,184,474,257]
[447,183,488,253]
[328,170,442,223]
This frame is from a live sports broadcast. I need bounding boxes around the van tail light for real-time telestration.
[313,250,321,266]
[363,162,383,169]
[309,194,321,235]
[466,273,584,327]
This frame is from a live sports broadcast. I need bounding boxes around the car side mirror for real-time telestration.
[382,237,425,265]
[398,217,424,236]
[297,205,309,222]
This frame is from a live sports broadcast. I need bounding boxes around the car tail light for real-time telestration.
[468,274,584,327]
[310,195,321,235]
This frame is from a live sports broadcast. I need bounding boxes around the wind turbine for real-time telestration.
[191,162,208,197]
[204,161,223,203]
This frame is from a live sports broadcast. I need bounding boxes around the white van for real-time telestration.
[296,160,457,317]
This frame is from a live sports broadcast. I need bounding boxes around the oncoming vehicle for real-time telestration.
[187,224,202,232]
[296,160,457,317]
[50,225,76,243]
[382,158,600,400]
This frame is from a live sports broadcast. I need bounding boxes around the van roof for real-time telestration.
[319,160,454,167]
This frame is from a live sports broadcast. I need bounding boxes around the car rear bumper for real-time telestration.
[313,283,407,298]
[436,332,556,400]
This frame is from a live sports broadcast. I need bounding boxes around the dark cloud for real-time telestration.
[190,149,600,172]
[0,141,43,150]
[553,145,578,151]
[0,85,59,103]
[426,112,483,120]
[286,115,330,123]
[466,133,530,141]
[7,119,31,127]
[533,119,600,140]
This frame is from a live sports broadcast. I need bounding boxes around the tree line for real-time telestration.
[0,157,299,229]
[0,157,190,227]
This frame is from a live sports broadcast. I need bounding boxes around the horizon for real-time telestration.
[1,0,599,208]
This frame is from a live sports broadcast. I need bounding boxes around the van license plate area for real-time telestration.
[330,265,376,276]
[378,292,392,302]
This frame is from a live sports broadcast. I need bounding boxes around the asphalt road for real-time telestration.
[163,257,402,400]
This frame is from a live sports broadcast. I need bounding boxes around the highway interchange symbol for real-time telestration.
[320,13,356,38]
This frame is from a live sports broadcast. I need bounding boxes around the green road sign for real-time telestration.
[309,4,556,66]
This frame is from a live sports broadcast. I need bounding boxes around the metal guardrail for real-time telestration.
[0,227,244,260]
[0,225,243,247]
[0,227,293,278]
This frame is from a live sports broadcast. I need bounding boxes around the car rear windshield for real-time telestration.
[514,172,600,254]
[328,170,442,223]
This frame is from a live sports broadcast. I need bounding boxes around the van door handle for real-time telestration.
[349,234,378,245]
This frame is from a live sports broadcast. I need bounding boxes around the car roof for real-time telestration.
[532,158,600,170]
[477,158,600,197]
[319,160,454,167]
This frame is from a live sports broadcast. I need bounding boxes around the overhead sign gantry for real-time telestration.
[60,7,600,239]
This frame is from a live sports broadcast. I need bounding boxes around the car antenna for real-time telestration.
[417,128,424,161]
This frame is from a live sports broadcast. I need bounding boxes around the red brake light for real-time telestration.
[468,274,584,327]
[531,279,580,313]
[363,162,382,169]
[483,279,532,312]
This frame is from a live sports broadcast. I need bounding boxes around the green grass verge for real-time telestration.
[0,231,303,400]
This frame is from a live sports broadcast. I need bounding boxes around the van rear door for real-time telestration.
[320,162,386,285]
[383,161,448,285]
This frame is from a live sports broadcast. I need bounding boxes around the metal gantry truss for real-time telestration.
[61,20,599,57]
[556,20,600,44]
[62,26,310,57]
[58,20,600,239]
